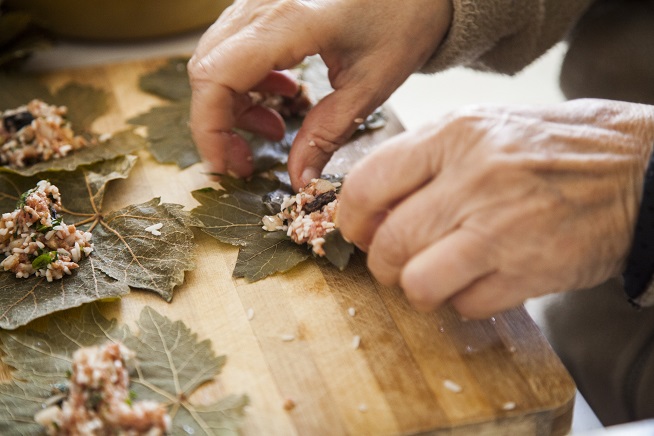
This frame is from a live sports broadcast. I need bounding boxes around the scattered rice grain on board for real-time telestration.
[348,307,356,317]
[281,334,295,342]
[352,335,361,350]
[502,402,516,411]
[443,379,462,393]
[247,307,255,320]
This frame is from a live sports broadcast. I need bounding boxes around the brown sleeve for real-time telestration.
[423,0,597,75]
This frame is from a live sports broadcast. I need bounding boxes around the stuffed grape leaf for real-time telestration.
[0,156,200,329]
[0,75,147,176]
[0,305,248,435]
[191,176,353,282]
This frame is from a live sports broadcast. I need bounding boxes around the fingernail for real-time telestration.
[301,167,320,186]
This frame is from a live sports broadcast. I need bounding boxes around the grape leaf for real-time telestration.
[0,156,199,328]
[0,75,147,176]
[128,100,200,169]
[0,305,248,435]
[138,57,191,102]
[191,176,354,281]
[93,199,202,301]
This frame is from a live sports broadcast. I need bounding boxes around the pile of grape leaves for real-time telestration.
[131,58,359,281]
[0,305,248,435]
[0,76,200,329]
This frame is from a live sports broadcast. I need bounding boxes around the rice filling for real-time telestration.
[0,99,92,168]
[34,342,171,435]
[262,178,340,256]
[0,180,93,281]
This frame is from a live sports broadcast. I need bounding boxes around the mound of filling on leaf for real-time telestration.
[262,178,340,256]
[0,180,93,280]
[0,100,93,168]
[35,342,171,436]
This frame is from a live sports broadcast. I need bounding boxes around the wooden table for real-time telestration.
[1,59,576,435]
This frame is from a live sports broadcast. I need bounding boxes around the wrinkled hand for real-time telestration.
[188,0,452,190]
[338,99,654,318]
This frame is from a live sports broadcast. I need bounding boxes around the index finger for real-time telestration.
[338,122,448,248]
[188,21,318,175]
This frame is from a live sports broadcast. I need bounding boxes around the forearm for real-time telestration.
[423,0,596,74]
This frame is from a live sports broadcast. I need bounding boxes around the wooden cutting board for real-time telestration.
[0,58,576,435]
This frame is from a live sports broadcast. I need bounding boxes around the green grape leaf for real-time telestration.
[128,101,200,169]
[0,156,199,328]
[93,199,201,301]
[0,305,248,435]
[138,57,191,102]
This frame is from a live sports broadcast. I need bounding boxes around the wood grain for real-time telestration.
[0,59,576,435]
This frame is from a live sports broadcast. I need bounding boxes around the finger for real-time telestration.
[189,22,317,179]
[448,273,533,319]
[286,86,380,190]
[338,122,447,247]
[397,228,497,312]
[235,105,285,141]
[287,56,417,191]
[252,70,300,97]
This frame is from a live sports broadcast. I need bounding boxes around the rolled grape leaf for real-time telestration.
[0,75,147,176]
[191,176,353,282]
[0,305,248,435]
[322,230,355,271]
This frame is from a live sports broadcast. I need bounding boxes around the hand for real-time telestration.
[338,99,654,318]
[188,0,453,190]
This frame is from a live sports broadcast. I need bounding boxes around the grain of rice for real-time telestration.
[502,402,516,411]
[443,380,463,393]
[358,403,368,413]
[352,335,361,350]
[281,334,295,342]
[144,223,163,233]
[348,307,356,317]
[353,118,364,124]
[247,307,255,320]
[308,140,316,147]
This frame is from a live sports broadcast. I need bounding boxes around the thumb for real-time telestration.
[287,80,388,191]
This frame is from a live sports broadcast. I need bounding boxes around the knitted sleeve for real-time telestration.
[422,0,596,75]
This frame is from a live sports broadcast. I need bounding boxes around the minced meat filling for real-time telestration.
[34,342,171,436]
[0,99,91,168]
[0,180,93,281]
[262,178,340,256]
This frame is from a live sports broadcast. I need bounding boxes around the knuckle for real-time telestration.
[187,57,213,87]
[367,223,409,284]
